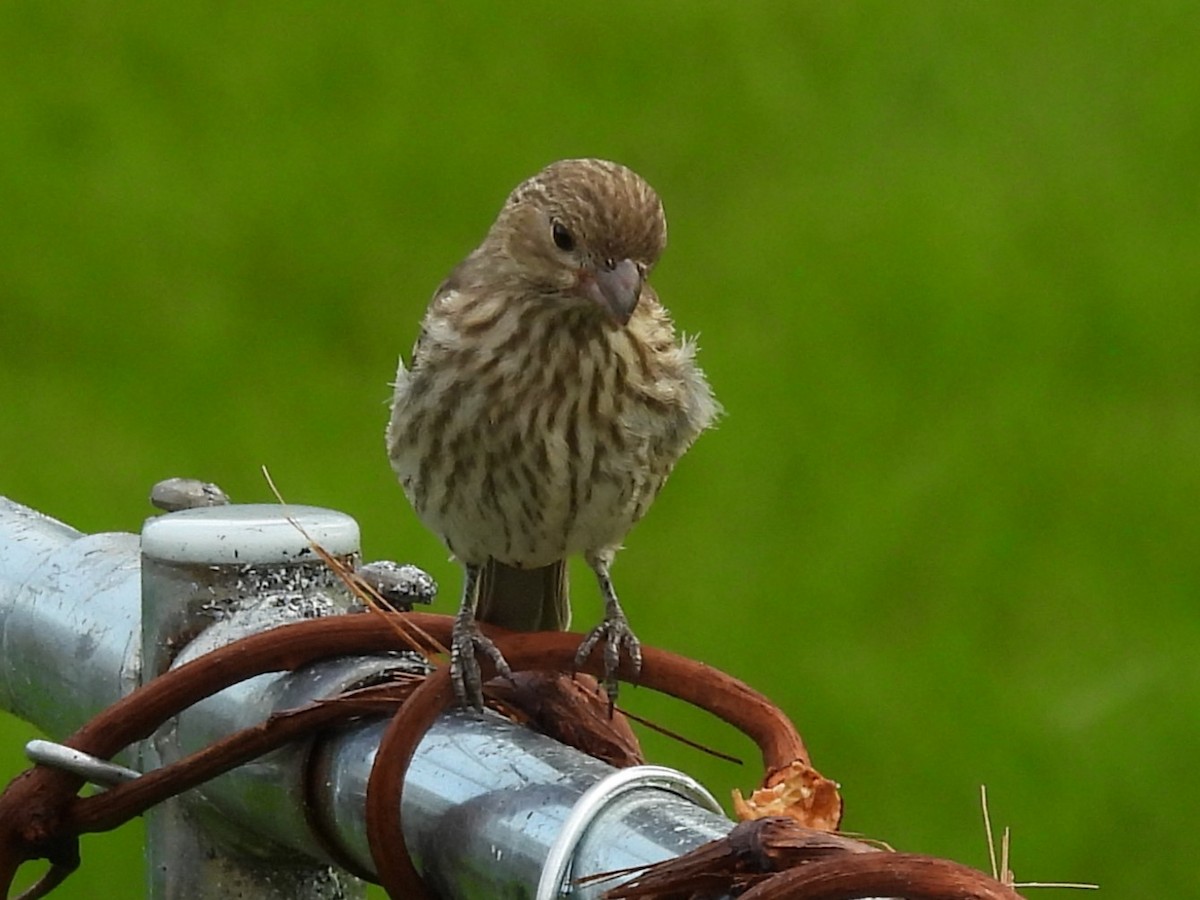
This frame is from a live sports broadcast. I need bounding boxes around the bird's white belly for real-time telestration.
[388,306,703,571]
[390,377,650,568]
[426,424,643,568]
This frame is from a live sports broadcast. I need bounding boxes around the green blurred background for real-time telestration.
[2,2,1196,896]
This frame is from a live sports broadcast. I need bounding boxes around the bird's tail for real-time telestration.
[476,559,570,632]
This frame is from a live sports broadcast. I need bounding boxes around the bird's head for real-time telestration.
[486,158,667,327]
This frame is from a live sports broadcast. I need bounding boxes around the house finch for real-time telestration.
[386,158,719,709]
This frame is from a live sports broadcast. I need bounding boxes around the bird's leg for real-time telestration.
[576,554,642,704]
[451,563,513,710]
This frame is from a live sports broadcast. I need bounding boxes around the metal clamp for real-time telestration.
[535,765,723,899]
[25,739,141,788]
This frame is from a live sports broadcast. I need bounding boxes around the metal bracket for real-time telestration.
[25,739,141,789]
[536,765,723,899]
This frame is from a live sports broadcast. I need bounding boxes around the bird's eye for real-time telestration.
[551,221,575,252]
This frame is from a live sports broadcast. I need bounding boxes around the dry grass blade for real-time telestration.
[980,785,1098,892]
[614,705,743,765]
[260,464,447,660]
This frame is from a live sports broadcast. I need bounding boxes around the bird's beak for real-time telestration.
[577,259,643,326]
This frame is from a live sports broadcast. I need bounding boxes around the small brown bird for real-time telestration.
[387,159,719,709]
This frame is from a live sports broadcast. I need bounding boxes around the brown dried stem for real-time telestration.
[364,625,836,900]
[0,613,831,900]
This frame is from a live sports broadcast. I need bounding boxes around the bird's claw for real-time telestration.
[450,623,512,711]
[575,616,642,705]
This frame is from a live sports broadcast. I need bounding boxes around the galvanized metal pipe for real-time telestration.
[0,495,737,899]
[0,500,141,748]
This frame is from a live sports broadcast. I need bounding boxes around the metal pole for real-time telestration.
[138,504,371,900]
[0,496,735,899]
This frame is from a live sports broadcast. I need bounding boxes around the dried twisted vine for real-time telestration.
[603,817,1025,900]
[1,614,421,898]
[364,626,833,899]
[0,611,1018,900]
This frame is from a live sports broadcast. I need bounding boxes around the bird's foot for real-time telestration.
[450,620,512,711]
[575,614,642,705]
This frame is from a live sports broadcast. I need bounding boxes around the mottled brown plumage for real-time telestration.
[387,159,719,708]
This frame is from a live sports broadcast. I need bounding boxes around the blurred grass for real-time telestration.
[2,1,1197,896]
